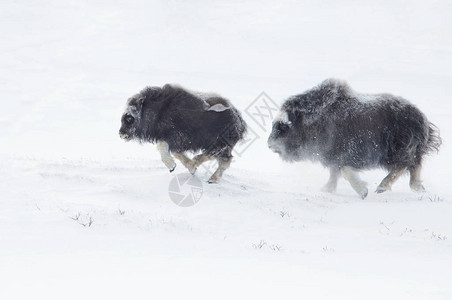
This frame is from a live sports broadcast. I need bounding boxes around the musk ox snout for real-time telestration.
[119,131,131,140]
[267,135,282,154]
[119,124,133,141]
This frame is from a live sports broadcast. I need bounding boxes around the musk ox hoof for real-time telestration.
[321,184,336,193]
[184,162,197,175]
[410,182,425,193]
[359,188,368,199]
[208,177,219,184]
[375,186,389,193]
[169,164,176,172]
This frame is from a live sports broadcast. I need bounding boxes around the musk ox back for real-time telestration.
[119,84,247,183]
[267,79,441,198]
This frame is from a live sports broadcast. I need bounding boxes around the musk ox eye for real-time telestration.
[275,122,290,134]
[124,115,134,124]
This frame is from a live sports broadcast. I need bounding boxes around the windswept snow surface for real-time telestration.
[1,0,451,299]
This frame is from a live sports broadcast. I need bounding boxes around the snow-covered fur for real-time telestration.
[268,79,441,196]
[119,84,247,159]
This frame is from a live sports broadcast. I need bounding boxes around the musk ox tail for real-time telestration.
[426,123,442,154]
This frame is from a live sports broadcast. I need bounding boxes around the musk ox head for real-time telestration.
[267,109,304,161]
[118,85,187,143]
[119,86,165,141]
[267,80,342,161]
[119,94,145,141]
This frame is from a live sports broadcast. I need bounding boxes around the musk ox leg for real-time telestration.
[409,164,425,192]
[173,153,197,174]
[376,168,407,193]
[208,157,232,184]
[341,166,368,199]
[192,153,214,168]
[156,141,176,172]
[322,167,341,193]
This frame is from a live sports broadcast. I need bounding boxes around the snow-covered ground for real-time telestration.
[1,0,451,298]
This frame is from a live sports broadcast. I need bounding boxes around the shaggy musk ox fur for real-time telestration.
[119,84,247,183]
[268,79,441,198]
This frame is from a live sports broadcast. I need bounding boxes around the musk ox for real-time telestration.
[119,84,247,183]
[267,79,441,199]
